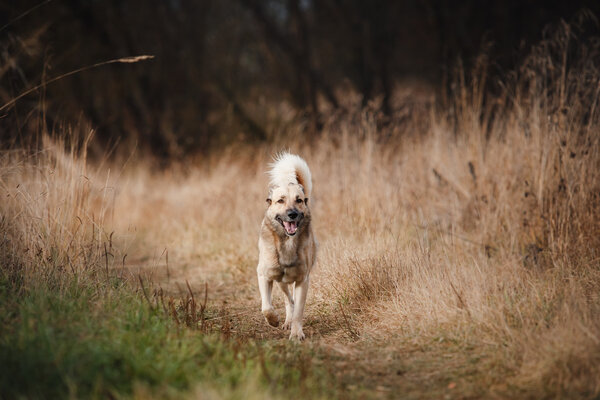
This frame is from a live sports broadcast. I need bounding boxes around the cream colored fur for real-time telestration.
[257,152,317,341]
[268,152,313,198]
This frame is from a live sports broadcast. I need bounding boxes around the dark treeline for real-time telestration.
[1,0,598,157]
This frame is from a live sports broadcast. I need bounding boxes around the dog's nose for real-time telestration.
[287,210,299,220]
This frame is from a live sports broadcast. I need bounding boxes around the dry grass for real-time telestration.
[2,20,599,398]
[0,134,122,283]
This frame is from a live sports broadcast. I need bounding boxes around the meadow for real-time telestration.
[1,22,599,399]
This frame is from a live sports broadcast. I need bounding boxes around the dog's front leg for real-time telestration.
[258,272,279,327]
[277,282,294,330]
[290,277,309,341]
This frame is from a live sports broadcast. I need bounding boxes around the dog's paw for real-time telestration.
[282,320,292,330]
[262,309,279,327]
[289,326,305,341]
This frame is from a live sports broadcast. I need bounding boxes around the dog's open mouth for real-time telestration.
[282,220,298,235]
[276,216,299,236]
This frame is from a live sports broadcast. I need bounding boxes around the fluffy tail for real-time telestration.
[268,152,313,198]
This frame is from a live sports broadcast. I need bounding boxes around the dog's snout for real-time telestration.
[287,209,299,220]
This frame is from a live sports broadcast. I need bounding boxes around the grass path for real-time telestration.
[130,252,498,400]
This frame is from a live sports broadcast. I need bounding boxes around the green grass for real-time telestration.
[0,271,343,399]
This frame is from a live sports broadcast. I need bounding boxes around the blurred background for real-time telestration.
[1,0,599,159]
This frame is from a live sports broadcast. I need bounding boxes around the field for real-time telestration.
[1,24,600,399]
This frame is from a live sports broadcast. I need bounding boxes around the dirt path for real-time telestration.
[132,257,342,341]
[126,257,485,400]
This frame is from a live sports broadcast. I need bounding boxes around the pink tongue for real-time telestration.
[283,221,297,234]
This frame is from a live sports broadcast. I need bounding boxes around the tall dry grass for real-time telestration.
[0,133,127,287]
[2,18,599,398]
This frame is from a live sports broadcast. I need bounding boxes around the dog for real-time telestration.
[257,152,316,341]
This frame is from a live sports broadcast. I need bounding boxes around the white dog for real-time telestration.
[256,153,317,341]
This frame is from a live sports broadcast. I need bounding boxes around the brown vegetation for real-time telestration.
[2,19,599,398]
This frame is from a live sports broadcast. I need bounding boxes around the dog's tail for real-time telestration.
[269,152,312,198]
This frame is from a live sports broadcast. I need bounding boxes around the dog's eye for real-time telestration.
[296,198,303,204]
[277,199,284,204]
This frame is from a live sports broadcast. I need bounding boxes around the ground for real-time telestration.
[128,246,508,399]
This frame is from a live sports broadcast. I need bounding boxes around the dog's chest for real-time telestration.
[267,239,306,283]
[278,239,298,266]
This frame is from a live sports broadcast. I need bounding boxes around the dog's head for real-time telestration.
[265,182,310,237]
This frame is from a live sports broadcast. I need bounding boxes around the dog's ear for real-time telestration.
[266,198,272,205]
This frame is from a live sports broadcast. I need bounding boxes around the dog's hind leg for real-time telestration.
[277,282,294,330]
[290,277,309,341]
[258,274,279,327]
